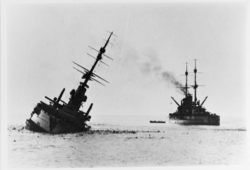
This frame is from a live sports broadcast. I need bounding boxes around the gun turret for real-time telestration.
[171,97,180,107]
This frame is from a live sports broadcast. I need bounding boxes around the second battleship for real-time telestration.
[169,60,220,125]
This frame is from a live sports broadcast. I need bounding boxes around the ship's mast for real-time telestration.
[69,32,114,111]
[185,62,188,97]
[82,32,113,86]
[193,59,198,103]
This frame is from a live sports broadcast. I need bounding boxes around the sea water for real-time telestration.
[6,116,247,168]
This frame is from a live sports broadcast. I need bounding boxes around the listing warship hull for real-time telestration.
[25,32,115,134]
[169,60,220,126]
[25,101,91,133]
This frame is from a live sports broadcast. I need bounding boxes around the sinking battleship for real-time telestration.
[169,60,220,125]
[25,32,116,133]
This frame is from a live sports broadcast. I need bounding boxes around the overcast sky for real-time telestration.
[2,1,249,126]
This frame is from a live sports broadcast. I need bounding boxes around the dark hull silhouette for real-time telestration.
[25,102,90,133]
[25,32,115,134]
[169,114,219,125]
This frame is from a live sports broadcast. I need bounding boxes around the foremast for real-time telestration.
[185,62,188,97]
[68,32,114,111]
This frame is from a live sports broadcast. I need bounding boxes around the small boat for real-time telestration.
[150,121,166,123]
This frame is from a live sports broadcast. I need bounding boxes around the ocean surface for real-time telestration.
[6,117,248,168]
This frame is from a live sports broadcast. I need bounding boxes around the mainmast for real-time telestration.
[193,59,198,103]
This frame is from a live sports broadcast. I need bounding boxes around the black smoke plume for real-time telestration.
[139,48,188,95]
[119,45,188,95]
[161,71,187,95]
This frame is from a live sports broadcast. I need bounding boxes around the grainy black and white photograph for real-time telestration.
[1,0,249,169]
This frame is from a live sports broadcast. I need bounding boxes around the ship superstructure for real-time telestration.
[25,32,116,133]
[169,60,220,125]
